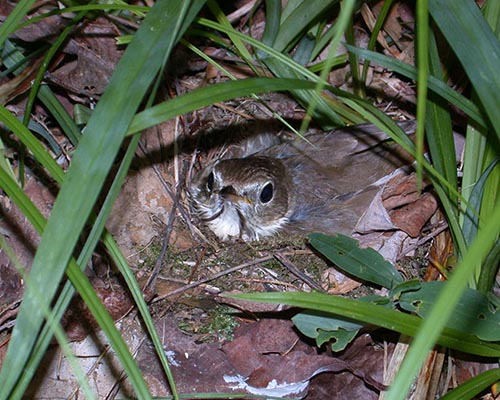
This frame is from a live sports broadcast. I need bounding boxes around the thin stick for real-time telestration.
[151,255,274,302]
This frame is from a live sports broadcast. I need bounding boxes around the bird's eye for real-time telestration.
[259,182,273,203]
[206,171,214,192]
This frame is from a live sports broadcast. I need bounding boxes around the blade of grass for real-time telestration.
[0,1,205,397]
[440,368,500,400]
[127,78,319,135]
[360,0,394,84]
[261,0,281,47]
[0,106,64,181]
[384,201,500,399]
[425,30,457,204]
[414,0,429,189]
[0,0,35,49]
[299,0,356,133]
[429,0,500,141]
[0,236,95,400]
[0,165,144,399]
[272,0,338,53]
[229,291,500,357]
[21,9,87,135]
[2,39,82,145]
[14,4,150,30]
[346,45,487,128]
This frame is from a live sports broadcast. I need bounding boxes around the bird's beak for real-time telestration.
[218,186,254,205]
[225,193,254,205]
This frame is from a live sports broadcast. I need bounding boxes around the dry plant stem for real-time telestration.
[136,142,202,241]
[232,277,299,289]
[274,253,325,292]
[186,244,208,282]
[380,338,410,400]
[106,14,140,30]
[409,348,445,400]
[104,335,149,400]
[142,188,179,298]
[151,255,274,302]
[213,102,254,119]
[0,300,21,333]
[396,220,449,261]
[226,0,259,23]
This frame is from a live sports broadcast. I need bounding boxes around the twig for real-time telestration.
[151,255,274,303]
[142,185,180,298]
[396,220,449,261]
[274,253,325,292]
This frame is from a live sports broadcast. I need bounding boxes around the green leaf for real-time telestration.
[346,45,486,128]
[399,281,500,341]
[292,310,362,350]
[127,78,319,135]
[231,291,500,357]
[0,1,205,397]
[429,0,500,142]
[272,0,338,53]
[440,368,500,400]
[292,295,391,352]
[308,233,404,288]
[0,0,35,49]
[319,328,358,352]
[462,158,500,247]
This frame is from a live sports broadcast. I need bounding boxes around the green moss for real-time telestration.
[198,305,239,341]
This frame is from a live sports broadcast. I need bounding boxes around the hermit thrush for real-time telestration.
[188,121,416,241]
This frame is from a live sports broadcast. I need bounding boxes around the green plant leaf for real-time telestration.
[127,78,319,135]
[309,233,404,288]
[429,0,500,142]
[272,0,338,53]
[440,368,500,400]
[293,310,362,350]
[0,1,205,397]
[462,158,500,247]
[292,295,390,352]
[346,45,486,128]
[230,291,500,357]
[0,0,35,49]
[399,281,500,341]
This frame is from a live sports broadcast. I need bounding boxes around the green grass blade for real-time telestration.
[440,368,500,400]
[299,0,356,132]
[0,1,205,397]
[0,237,95,400]
[22,10,87,129]
[360,0,393,83]
[0,106,64,182]
[0,115,151,400]
[414,0,429,187]
[206,0,254,64]
[261,0,281,47]
[462,159,500,247]
[38,86,82,145]
[231,291,500,357]
[127,78,319,135]
[345,45,487,127]
[272,0,338,53]
[1,40,81,145]
[0,167,98,399]
[425,30,457,203]
[384,202,500,399]
[0,0,35,49]
[429,0,500,141]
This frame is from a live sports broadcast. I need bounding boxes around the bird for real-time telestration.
[188,121,417,241]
